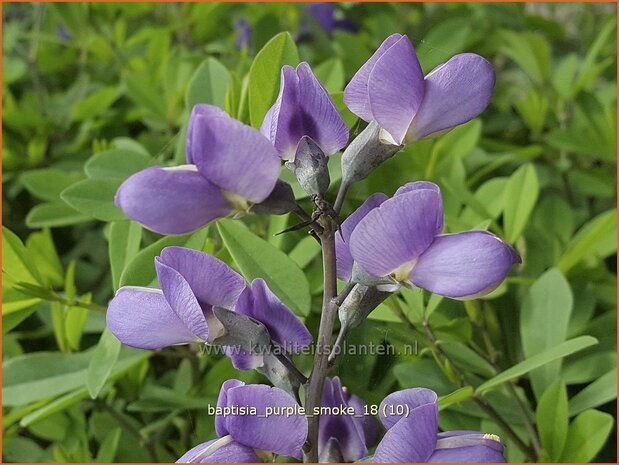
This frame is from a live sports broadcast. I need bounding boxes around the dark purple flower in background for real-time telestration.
[344,33,495,145]
[318,377,380,462]
[372,388,506,462]
[261,62,349,160]
[107,247,311,369]
[337,182,520,299]
[116,105,280,235]
[177,379,307,462]
[235,18,252,51]
[307,3,358,37]
[57,25,73,41]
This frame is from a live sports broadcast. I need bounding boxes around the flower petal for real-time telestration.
[224,347,265,371]
[393,181,443,233]
[350,189,443,278]
[410,231,521,299]
[346,393,381,447]
[378,388,438,430]
[176,437,261,463]
[368,35,425,144]
[155,259,209,341]
[267,64,348,159]
[189,105,280,202]
[336,193,388,281]
[296,62,349,156]
[373,397,438,462]
[224,384,307,458]
[158,247,246,310]
[216,379,246,437]
[115,166,231,235]
[186,104,230,164]
[319,377,368,462]
[429,432,506,463]
[107,287,198,349]
[235,279,312,351]
[408,53,495,140]
[344,34,403,122]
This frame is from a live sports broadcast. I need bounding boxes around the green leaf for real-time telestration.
[503,163,539,243]
[87,329,122,399]
[72,86,119,121]
[248,32,299,127]
[84,149,153,180]
[536,380,568,460]
[60,178,125,221]
[185,57,232,109]
[3,351,92,406]
[26,202,91,228]
[119,229,208,288]
[568,368,617,416]
[438,386,474,411]
[95,428,122,462]
[108,221,142,291]
[558,209,616,274]
[500,31,551,83]
[560,410,614,462]
[438,341,496,378]
[520,268,573,398]
[563,351,617,385]
[25,228,64,287]
[476,336,598,394]
[21,169,85,202]
[124,74,167,120]
[2,227,43,286]
[19,348,150,427]
[217,219,310,316]
[314,58,345,93]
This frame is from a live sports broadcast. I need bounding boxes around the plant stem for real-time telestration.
[333,181,350,215]
[304,227,338,462]
[272,347,308,385]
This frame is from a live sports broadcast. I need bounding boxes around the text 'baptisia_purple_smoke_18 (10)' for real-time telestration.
[107,31,521,463]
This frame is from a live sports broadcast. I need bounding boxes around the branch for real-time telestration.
[303,224,338,462]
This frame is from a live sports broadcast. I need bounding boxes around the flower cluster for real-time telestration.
[176,380,505,463]
[109,33,519,463]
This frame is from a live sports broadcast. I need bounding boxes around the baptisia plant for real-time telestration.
[335,181,520,340]
[177,379,307,463]
[107,30,522,464]
[261,62,349,195]
[340,33,495,190]
[115,104,283,235]
[107,246,311,390]
[176,380,505,463]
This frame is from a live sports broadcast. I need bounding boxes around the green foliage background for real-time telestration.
[2,2,617,463]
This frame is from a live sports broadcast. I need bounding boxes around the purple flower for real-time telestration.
[235,18,252,51]
[177,379,307,462]
[338,182,521,299]
[57,25,73,41]
[106,247,311,368]
[261,62,349,161]
[223,279,312,371]
[307,3,358,38]
[116,105,281,235]
[318,377,380,462]
[344,34,495,145]
[372,388,506,462]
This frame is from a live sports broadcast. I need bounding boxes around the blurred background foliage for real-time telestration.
[2,2,617,463]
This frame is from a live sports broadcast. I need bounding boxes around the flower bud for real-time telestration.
[341,121,402,186]
[250,180,298,215]
[286,136,330,196]
[338,284,392,331]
